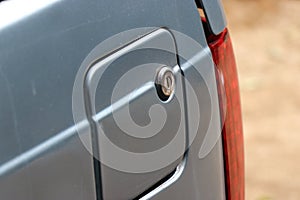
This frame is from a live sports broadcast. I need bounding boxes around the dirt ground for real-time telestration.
[223,0,300,199]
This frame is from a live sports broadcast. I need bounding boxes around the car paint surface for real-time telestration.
[0,0,227,199]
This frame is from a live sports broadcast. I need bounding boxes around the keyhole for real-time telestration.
[155,66,175,102]
[166,76,171,89]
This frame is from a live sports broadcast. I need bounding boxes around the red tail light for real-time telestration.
[207,28,245,199]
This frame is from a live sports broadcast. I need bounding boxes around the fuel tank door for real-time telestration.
[84,29,187,200]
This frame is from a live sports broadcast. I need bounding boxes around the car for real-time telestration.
[0,0,244,199]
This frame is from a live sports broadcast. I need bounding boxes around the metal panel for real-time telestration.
[0,134,96,200]
[0,0,226,199]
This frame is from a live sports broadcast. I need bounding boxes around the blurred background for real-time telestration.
[223,0,300,199]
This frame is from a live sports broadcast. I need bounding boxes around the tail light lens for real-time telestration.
[207,28,245,199]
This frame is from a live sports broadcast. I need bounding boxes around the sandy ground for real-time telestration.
[223,0,300,199]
